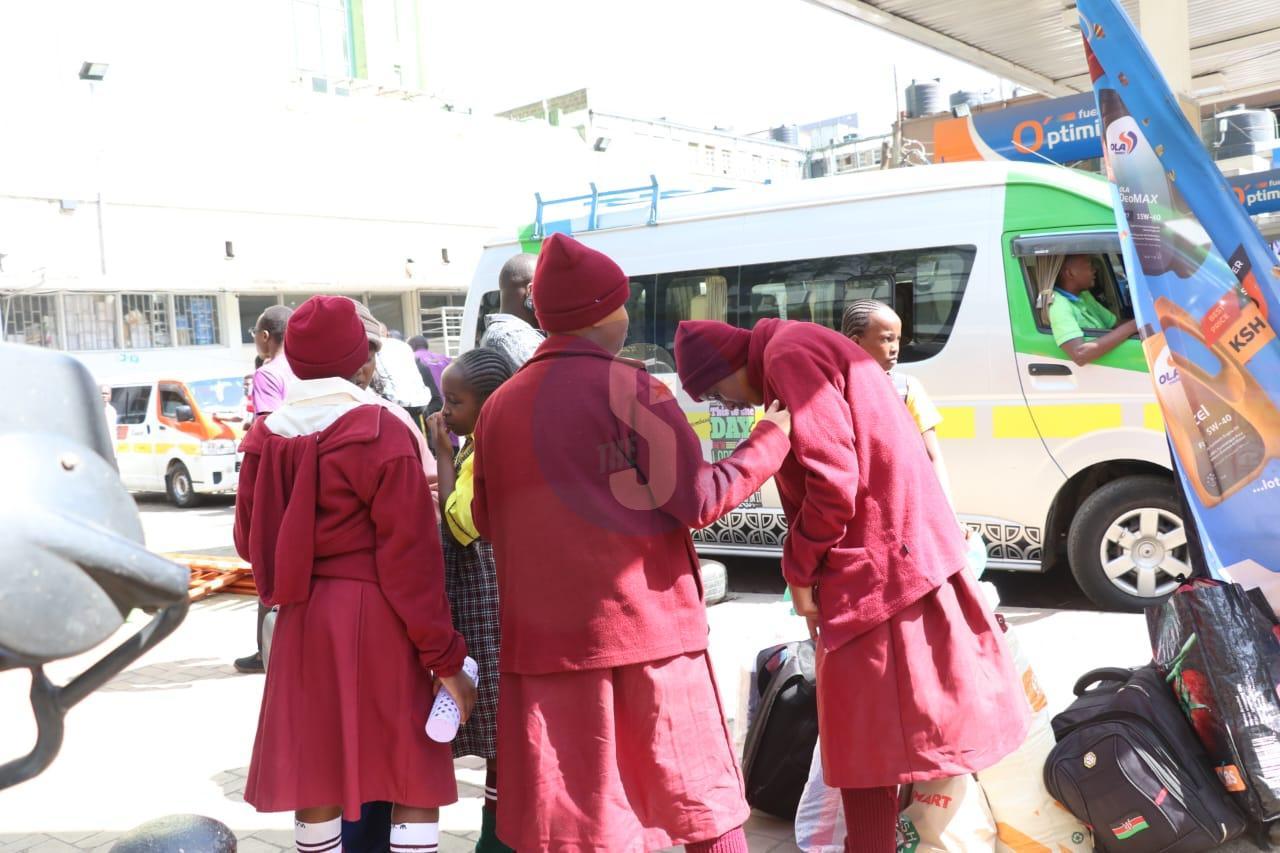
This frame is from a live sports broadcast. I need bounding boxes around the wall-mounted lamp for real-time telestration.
[593,136,611,152]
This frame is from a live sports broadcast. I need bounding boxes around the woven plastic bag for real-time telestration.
[1148,578,1280,822]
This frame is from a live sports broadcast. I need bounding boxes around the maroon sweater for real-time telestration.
[235,405,466,676]
[748,319,966,651]
[472,335,790,675]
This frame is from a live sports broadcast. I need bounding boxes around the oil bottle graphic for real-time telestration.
[1098,87,1211,279]
[1150,299,1280,506]
[1099,85,1280,411]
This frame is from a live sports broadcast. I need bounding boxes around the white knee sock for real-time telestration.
[390,821,439,853]
[295,817,342,853]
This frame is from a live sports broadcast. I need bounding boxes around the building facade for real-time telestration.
[0,0,606,381]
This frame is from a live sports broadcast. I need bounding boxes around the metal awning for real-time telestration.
[808,0,1280,106]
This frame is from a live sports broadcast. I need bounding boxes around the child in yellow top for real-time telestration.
[425,347,516,853]
[841,300,956,514]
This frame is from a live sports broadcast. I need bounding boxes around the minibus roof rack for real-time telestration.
[532,176,735,239]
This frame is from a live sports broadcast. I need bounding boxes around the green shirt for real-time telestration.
[1048,289,1118,346]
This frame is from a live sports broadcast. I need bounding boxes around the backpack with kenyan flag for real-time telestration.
[1044,665,1246,851]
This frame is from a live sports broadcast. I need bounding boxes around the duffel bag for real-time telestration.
[741,639,817,820]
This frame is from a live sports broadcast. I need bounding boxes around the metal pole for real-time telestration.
[892,66,903,168]
[90,81,106,275]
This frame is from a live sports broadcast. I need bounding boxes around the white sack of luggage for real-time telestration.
[897,774,997,852]
[796,746,997,853]
[977,625,1093,852]
[794,746,846,853]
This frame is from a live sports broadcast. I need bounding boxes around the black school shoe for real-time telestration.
[234,652,265,674]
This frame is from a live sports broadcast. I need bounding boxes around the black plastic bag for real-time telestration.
[1147,579,1280,822]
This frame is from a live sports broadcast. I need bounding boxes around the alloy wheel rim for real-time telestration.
[1098,507,1189,599]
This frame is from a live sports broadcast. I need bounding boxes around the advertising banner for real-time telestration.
[1078,0,1280,599]
[934,93,1280,219]
[934,92,1101,165]
[1228,170,1280,217]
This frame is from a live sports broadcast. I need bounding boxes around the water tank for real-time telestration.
[770,124,799,146]
[1214,105,1279,160]
[905,80,943,118]
[949,90,984,112]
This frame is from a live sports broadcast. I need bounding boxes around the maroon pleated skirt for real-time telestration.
[495,651,750,852]
[245,577,459,818]
[818,568,1030,789]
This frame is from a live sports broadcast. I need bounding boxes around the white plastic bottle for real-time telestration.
[426,656,478,743]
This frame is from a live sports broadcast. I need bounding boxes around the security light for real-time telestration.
[593,136,611,152]
[79,62,109,81]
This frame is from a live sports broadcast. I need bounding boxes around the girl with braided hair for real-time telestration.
[425,347,516,853]
[842,299,958,518]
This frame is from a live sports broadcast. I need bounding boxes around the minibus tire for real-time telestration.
[1067,474,1186,611]
[165,461,201,508]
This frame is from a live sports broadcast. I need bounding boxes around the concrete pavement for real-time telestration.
[0,498,1261,851]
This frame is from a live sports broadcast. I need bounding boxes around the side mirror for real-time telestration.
[175,405,195,423]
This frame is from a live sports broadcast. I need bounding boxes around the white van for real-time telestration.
[107,375,246,507]
[462,162,1189,610]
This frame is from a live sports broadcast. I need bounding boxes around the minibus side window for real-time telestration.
[1020,253,1135,335]
[114,386,151,425]
[158,386,191,420]
[653,268,737,365]
[473,291,501,347]
[737,245,974,363]
[908,247,976,361]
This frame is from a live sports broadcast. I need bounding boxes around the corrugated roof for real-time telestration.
[811,0,1280,105]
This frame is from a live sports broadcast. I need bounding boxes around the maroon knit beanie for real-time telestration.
[532,233,630,333]
[674,320,752,400]
[284,295,370,381]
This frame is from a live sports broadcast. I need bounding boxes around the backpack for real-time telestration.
[741,640,818,820]
[1044,665,1247,852]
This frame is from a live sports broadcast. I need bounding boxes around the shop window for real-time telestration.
[63,293,119,350]
[173,294,222,346]
[420,291,470,347]
[291,0,352,79]
[121,293,172,349]
[3,294,59,347]
[238,294,280,344]
[367,294,405,338]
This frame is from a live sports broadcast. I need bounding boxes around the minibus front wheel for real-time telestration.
[165,461,201,509]
[1067,474,1188,611]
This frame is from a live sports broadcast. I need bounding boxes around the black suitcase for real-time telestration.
[1045,665,1247,852]
[740,640,817,820]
